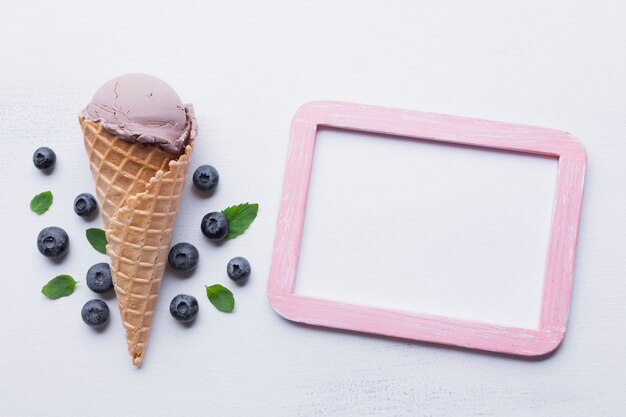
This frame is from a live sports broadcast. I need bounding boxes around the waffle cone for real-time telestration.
[80,115,195,366]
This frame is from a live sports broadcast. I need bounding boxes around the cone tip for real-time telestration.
[132,353,143,367]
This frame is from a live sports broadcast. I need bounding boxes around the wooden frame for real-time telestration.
[267,101,586,356]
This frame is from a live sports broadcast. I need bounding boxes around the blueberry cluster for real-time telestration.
[165,165,252,323]
[35,151,254,329]
[33,147,110,327]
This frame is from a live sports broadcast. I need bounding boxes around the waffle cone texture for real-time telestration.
[80,114,195,366]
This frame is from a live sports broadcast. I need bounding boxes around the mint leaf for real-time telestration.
[86,228,107,254]
[222,203,258,239]
[41,275,78,299]
[205,284,235,312]
[30,191,53,215]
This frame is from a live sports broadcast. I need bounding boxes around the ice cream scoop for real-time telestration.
[82,73,194,154]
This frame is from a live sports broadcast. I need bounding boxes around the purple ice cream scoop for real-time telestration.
[81,73,196,154]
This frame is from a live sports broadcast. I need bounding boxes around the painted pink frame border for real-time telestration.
[267,101,586,356]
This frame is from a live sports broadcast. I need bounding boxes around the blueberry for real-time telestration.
[81,299,110,328]
[200,212,229,240]
[37,226,69,258]
[227,257,251,283]
[192,165,219,192]
[169,294,199,323]
[168,242,199,272]
[33,147,56,170]
[86,263,113,293]
[74,193,97,217]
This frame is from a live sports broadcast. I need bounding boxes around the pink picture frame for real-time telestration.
[267,101,586,356]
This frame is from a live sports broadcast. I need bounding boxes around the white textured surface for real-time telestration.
[296,128,557,330]
[0,1,624,416]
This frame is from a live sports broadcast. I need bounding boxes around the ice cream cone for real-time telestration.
[80,115,195,366]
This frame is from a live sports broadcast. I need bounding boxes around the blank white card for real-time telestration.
[295,127,558,330]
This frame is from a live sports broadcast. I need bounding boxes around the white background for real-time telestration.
[1,1,625,416]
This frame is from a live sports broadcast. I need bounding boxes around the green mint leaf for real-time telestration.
[86,228,107,254]
[41,275,78,299]
[30,191,53,215]
[222,203,259,239]
[205,284,235,312]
